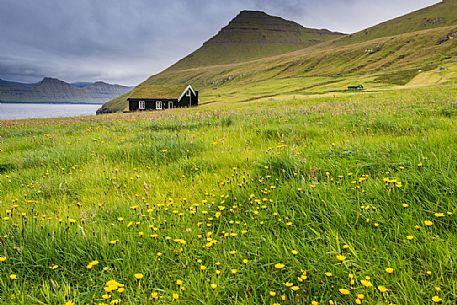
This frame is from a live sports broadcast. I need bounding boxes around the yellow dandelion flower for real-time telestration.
[86,260,99,269]
[274,263,285,269]
[151,292,159,300]
[386,267,394,274]
[336,255,346,262]
[230,269,238,274]
[325,272,332,277]
[357,294,364,300]
[64,301,74,305]
[339,288,350,295]
[361,279,372,287]
[291,286,299,291]
[432,296,442,303]
[176,279,183,286]
[0,256,6,262]
[134,273,144,280]
[172,293,179,300]
[269,291,276,297]
[312,301,319,305]
[199,265,207,271]
[102,294,111,299]
[9,274,17,280]
[424,220,433,226]
[378,286,388,293]
[406,235,414,240]
[210,283,217,289]
[291,250,299,255]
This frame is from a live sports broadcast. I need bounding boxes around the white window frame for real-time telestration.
[139,100,145,110]
[156,101,162,110]
[168,101,174,109]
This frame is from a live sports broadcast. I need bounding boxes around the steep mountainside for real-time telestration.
[170,11,344,70]
[337,0,457,45]
[103,2,457,112]
[0,78,132,103]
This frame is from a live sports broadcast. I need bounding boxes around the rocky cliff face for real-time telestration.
[207,11,342,45]
[0,78,132,103]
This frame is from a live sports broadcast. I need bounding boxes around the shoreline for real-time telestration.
[0,101,104,105]
[0,103,102,121]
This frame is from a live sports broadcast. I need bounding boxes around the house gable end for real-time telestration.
[178,85,197,101]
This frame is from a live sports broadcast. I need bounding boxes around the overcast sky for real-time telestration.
[0,0,440,86]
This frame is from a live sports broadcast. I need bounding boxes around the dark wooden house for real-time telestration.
[347,85,364,92]
[128,85,199,112]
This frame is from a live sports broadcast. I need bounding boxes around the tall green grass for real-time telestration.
[0,87,456,304]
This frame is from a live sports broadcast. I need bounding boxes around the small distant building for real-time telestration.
[128,85,199,112]
[347,85,364,92]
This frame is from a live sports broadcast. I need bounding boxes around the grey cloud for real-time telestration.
[0,0,440,85]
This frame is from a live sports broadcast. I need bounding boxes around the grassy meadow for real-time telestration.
[0,86,457,304]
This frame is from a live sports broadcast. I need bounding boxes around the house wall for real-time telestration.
[128,99,178,112]
[129,100,140,111]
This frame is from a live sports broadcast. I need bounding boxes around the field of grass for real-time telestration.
[1,86,457,304]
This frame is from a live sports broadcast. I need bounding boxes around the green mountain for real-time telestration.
[337,0,457,45]
[169,11,344,70]
[101,1,457,112]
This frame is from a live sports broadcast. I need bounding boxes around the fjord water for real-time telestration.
[0,103,101,120]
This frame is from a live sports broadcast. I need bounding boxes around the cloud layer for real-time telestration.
[0,0,439,85]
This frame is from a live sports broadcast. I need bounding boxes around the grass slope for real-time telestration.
[336,0,457,46]
[105,24,457,112]
[1,87,457,304]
